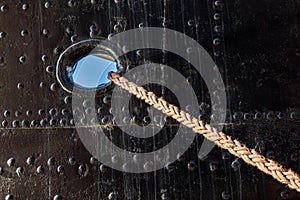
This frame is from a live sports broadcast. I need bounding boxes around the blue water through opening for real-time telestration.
[69,54,117,89]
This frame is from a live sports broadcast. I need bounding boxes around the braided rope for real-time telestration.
[108,72,300,192]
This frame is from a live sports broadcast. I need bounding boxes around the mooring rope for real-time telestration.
[108,72,300,193]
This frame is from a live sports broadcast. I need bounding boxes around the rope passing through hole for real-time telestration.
[108,71,300,193]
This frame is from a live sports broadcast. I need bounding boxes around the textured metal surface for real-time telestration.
[0,0,299,199]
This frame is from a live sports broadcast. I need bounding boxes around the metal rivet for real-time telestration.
[82,99,92,108]
[186,47,194,55]
[231,158,241,171]
[209,160,218,171]
[267,112,275,120]
[15,111,21,117]
[22,4,29,10]
[233,112,241,120]
[69,119,74,125]
[38,109,45,115]
[78,164,89,177]
[89,24,97,31]
[176,153,185,162]
[89,30,97,38]
[165,162,175,172]
[41,54,48,62]
[40,82,46,88]
[101,116,109,124]
[1,120,8,127]
[71,35,78,43]
[136,49,143,57]
[122,116,130,124]
[4,110,10,117]
[5,194,14,200]
[187,161,197,171]
[16,166,24,176]
[59,118,67,126]
[187,19,194,26]
[26,110,32,116]
[97,107,103,114]
[254,112,262,119]
[103,96,111,104]
[142,116,151,125]
[7,158,16,167]
[0,166,4,175]
[280,190,289,199]
[99,164,108,172]
[122,163,129,171]
[40,118,48,126]
[47,157,56,166]
[122,45,132,54]
[12,120,19,127]
[26,156,35,165]
[49,118,57,126]
[19,55,26,63]
[186,76,193,84]
[36,165,44,174]
[214,0,222,6]
[64,96,72,104]
[20,29,28,36]
[46,65,54,74]
[113,24,121,32]
[161,192,170,200]
[66,27,74,35]
[53,47,63,55]
[57,165,65,175]
[277,112,285,119]
[243,113,251,120]
[17,83,24,89]
[198,114,207,121]
[138,22,145,28]
[0,5,8,12]
[90,156,98,165]
[30,120,37,127]
[21,120,29,127]
[61,109,68,115]
[213,13,221,20]
[221,191,231,200]
[290,111,298,119]
[214,25,221,33]
[50,83,59,91]
[0,31,6,38]
[68,157,76,165]
[108,192,118,200]
[53,195,62,200]
[49,108,57,116]
[42,28,49,36]
[68,0,76,7]
[107,33,114,41]
[44,1,52,9]
[213,38,221,46]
